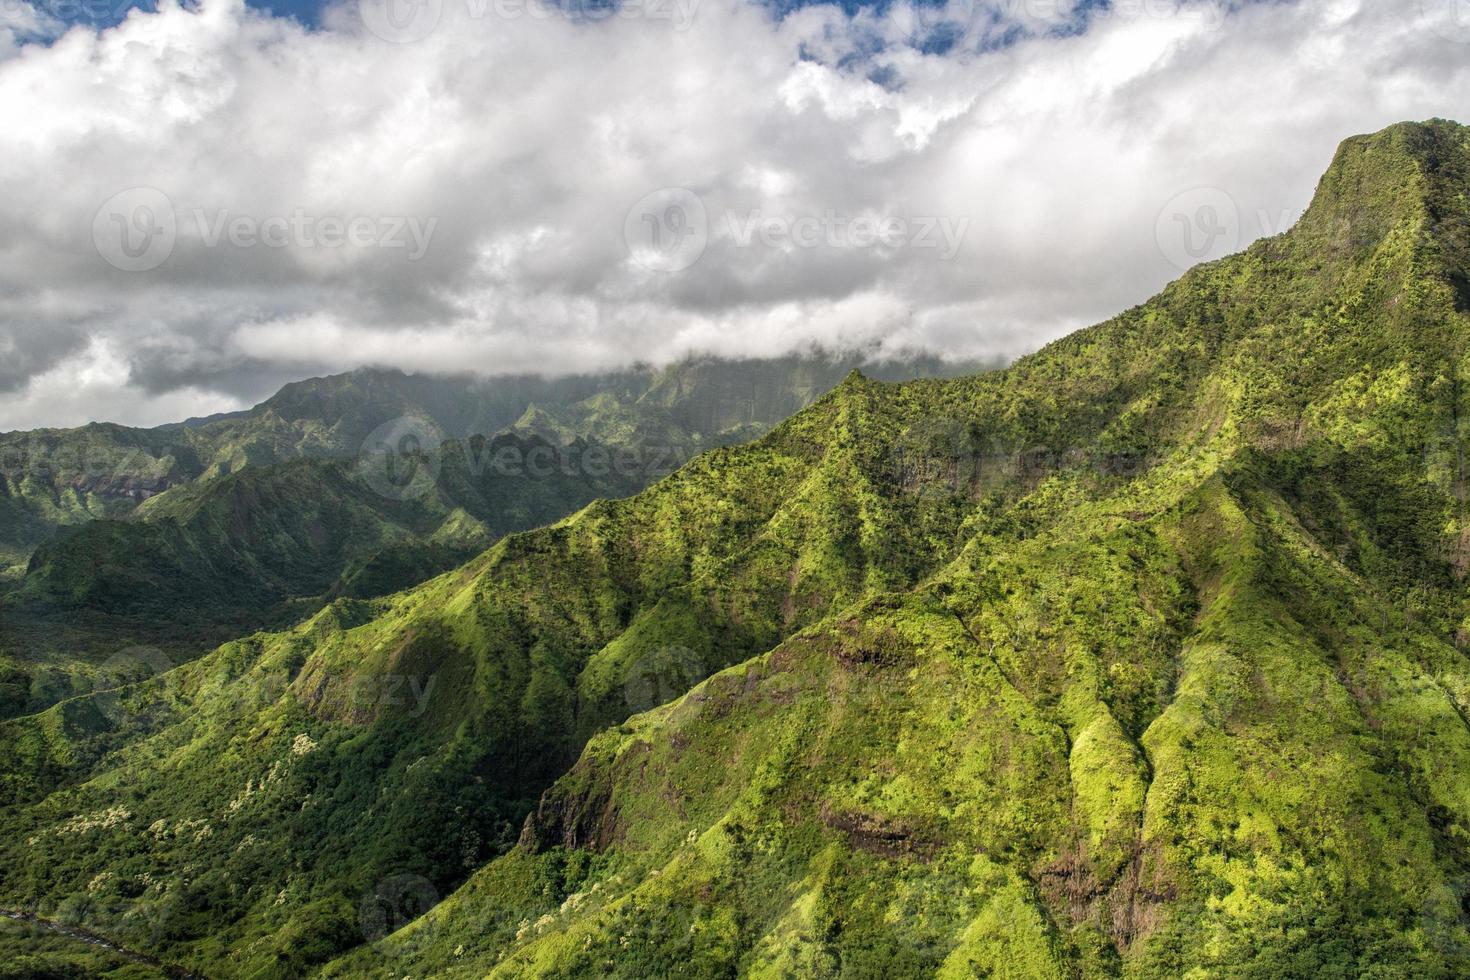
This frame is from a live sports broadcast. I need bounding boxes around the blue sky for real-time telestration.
[57,0,1121,37]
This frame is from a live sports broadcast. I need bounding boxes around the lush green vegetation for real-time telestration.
[0,354,972,722]
[0,354,974,578]
[0,915,176,979]
[3,119,1470,978]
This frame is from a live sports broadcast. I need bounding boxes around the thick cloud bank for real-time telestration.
[0,0,1466,428]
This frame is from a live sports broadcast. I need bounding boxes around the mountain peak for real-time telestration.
[1295,119,1469,259]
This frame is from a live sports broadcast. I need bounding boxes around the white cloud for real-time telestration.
[0,0,1466,429]
[0,1,62,60]
[2,337,242,430]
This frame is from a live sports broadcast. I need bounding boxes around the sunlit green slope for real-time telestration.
[0,365,981,976]
[2,119,1468,979]
[325,119,1470,978]
[0,355,973,721]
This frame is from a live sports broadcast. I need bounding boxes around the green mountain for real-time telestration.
[0,355,979,721]
[0,354,978,583]
[3,119,1469,978]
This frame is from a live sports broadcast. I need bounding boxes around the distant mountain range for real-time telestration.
[0,354,982,578]
[0,354,988,719]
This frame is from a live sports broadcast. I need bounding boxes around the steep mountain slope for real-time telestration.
[0,913,176,979]
[0,370,984,976]
[0,425,203,581]
[2,119,1467,979]
[316,119,1470,978]
[0,355,977,721]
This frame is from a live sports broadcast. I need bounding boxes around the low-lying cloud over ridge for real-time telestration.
[0,0,1466,429]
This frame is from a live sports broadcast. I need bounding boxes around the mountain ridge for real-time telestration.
[330,118,1470,977]
[1,119,1468,978]
[0,353,984,721]
[0,352,987,578]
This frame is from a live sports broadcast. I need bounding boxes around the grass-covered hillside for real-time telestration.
[0,365,982,976]
[0,355,976,721]
[3,119,1469,978]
